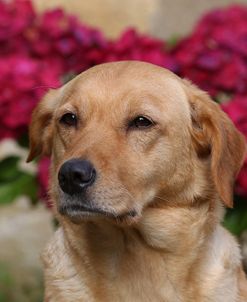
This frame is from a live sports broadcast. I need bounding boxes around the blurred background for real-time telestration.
[0,0,247,301]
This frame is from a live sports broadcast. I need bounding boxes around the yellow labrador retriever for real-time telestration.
[28,61,247,301]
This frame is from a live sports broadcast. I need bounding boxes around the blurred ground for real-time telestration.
[0,198,53,302]
[33,0,247,39]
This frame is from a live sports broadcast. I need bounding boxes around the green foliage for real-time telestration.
[223,196,247,236]
[0,156,38,204]
[17,134,29,149]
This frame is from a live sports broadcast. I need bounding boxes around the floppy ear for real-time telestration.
[27,89,59,162]
[183,79,246,208]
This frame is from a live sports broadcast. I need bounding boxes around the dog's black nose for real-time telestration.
[58,159,96,195]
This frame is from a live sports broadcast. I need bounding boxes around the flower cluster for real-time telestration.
[0,0,107,139]
[103,29,178,72]
[222,96,247,196]
[0,55,60,139]
[173,5,247,98]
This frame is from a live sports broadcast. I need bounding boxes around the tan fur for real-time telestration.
[28,61,247,301]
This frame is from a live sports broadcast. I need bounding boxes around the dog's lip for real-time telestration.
[59,203,137,220]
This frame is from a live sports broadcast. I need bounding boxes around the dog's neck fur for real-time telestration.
[58,199,229,301]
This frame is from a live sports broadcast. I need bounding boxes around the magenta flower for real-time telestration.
[173,5,247,97]
[222,96,247,196]
[104,29,179,72]
[0,55,61,139]
[0,0,34,40]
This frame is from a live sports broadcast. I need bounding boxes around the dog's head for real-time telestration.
[27,61,246,225]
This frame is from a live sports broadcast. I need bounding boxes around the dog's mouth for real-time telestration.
[59,203,138,224]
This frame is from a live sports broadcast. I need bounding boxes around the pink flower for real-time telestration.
[221,96,247,196]
[0,0,35,56]
[0,55,61,139]
[0,0,34,40]
[104,29,178,72]
[173,5,247,97]
[30,8,108,73]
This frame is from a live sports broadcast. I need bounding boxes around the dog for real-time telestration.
[27,61,247,301]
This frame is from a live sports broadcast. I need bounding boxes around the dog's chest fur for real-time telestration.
[42,222,243,302]
[43,228,187,302]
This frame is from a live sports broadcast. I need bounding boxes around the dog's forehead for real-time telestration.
[60,62,189,115]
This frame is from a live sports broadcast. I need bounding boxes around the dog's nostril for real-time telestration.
[58,159,96,195]
[72,165,96,184]
[73,170,90,183]
[73,171,82,182]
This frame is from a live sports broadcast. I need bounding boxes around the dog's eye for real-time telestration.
[129,116,154,129]
[60,113,77,127]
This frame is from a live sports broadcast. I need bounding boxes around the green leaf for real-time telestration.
[0,172,38,204]
[0,156,20,182]
[223,197,247,235]
[17,133,29,148]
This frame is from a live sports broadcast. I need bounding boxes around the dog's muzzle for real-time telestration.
[57,158,138,223]
[58,159,96,196]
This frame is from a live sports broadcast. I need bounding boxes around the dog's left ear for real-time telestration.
[27,89,59,162]
[183,79,246,208]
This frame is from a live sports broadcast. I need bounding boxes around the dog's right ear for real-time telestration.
[27,89,59,162]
